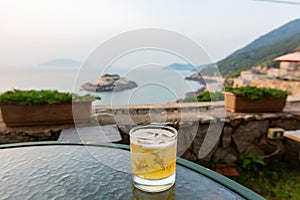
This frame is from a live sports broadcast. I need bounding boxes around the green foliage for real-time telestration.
[225,86,288,100]
[233,161,300,200]
[183,96,198,103]
[103,74,120,80]
[237,152,266,172]
[183,91,224,102]
[198,159,300,199]
[0,89,101,105]
[103,74,119,77]
[229,71,241,78]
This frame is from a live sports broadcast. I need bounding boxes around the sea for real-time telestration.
[0,66,204,105]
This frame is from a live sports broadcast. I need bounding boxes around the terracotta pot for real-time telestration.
[225,92,287,113]
[0,101,92,127]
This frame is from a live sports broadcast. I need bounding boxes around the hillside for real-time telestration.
[40,59,81,67]
[234,19,300,55]
[218,19,300,76]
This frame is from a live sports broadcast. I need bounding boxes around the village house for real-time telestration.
[233,52,300,96]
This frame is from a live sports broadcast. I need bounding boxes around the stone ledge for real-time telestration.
[0,124,72,144]
[95,101,225,114]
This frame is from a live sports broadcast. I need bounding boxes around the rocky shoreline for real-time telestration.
[185,72,206,85]
[185,73,219,84]
[82,74,138,92]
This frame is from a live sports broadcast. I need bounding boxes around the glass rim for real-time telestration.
[129,124,178,139]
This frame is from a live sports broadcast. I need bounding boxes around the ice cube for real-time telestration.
[137,139,154,144]
[162,131,174,138]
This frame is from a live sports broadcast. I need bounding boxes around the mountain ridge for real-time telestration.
[233,19,300,55]
[217,18,300,76]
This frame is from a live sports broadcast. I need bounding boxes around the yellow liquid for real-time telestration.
[131,142,176,180]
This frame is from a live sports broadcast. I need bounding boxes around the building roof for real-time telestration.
[274,52,300,62]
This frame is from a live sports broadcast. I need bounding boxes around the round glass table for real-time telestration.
[0,142,265,200]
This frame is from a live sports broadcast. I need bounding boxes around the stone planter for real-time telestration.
[0,101,92,127]
[225,92,287,113]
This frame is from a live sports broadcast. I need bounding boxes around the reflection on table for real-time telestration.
[0,142,264,200]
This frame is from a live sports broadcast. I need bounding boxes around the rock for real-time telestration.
[25,130,52,137]
[232,120,269,153]
[185,73,218,85]
[214,148,238,163]
[191,125,209,159]
[185,73,206,85]
[222,126,232,148]
[114,79,138,91]
[0,127,61,144]
[230,118,242,127]
[116,125,133,144]
[284,139,300,161]
[177,124,198,157]
[194,122,222,161]
[275,118,300,130]
[262,113,280,119]
[244,114,255,121]
[185,88,206,98]
[181,147,198,161]
[269,119,277,127]
[255,114,264,120]
[82,74,137,92]
[199,115,216,124]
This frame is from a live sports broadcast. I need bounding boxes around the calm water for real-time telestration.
[0,66,203,105]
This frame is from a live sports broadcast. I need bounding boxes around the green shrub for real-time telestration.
[229,71,241,78]
[0,89,101,105]
[183,91,224,102]
[225,86,288,100]
[237,152,266,172]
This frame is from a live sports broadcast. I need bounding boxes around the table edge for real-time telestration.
[0,141,265,200]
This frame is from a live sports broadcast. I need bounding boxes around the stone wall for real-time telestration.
[197,113,300,162]
[0,124,69,144]
[1,101,300,163]
[251,78,300,96]
[116,112,300,163]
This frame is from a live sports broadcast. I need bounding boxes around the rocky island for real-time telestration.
[82,74,138,92]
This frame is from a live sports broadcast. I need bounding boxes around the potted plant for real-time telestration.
[0,89,101,127]
[224,86,288,112]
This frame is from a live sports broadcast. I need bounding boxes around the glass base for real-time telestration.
[132,173,175,193]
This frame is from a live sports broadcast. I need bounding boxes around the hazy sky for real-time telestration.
[0,0,299,67]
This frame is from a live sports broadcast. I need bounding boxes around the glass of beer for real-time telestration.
[130,125,177,192]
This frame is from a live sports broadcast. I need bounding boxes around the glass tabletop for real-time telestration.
[0,142,264,200]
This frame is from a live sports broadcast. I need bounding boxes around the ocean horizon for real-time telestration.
[0,66,204,105]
